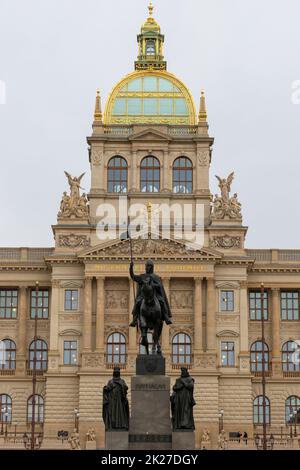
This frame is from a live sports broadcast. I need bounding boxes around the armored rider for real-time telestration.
[129,259,172,327]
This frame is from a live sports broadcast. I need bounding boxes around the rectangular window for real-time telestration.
[0,290,18,319]
[63,341,78,365]
[159,98,173,115]
[221,342,235,366]
[127,98,142,115]
[64,290,78,311]
[220,290,234,312]
[143,76,157,92]
[112,98,126,115]
[144,98,158,115]
[31,289,49,319]
[175,98,188,115]
[249,291,268,320]
[281,291,299,320]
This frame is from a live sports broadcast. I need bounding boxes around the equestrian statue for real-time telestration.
[129,259,172,355]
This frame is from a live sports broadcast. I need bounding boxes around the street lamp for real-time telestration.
[74,408,79,432]
[4,410,10,437]
[218,409,224,433]
[0,406,4,435]
[289,413,293,439]
[293,410,297,437]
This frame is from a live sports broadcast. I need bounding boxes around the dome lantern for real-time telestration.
[135,1,166,71]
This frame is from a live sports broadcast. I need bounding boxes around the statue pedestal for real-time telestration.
[129,355,172,450]
[172,431,195,450]
[105,431,128,450]
[85,440,97,450]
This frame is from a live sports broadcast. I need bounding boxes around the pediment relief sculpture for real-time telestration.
[79,236,221,261]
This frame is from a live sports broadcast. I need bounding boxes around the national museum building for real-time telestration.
[1,3,300,448]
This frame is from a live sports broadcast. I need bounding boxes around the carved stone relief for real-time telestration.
[197,150,210,166]
[105,291,129,310]
[170,291,193,309]
[91,149,103,166]
[210,235,241,249]
[58,234,90,248]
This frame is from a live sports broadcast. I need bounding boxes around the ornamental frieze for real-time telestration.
[170,291,193,309]
[210,235,241,249]
[82,237,219,261]
[58,234,90,248]
[82,353,104,368]
[104,314,129,324]
[105,291,128,310]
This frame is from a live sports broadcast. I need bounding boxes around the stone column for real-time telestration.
[271,288,281,375]
[163,150,170,191]
[16,286,27,375]
[18,286,27,355]
[161,277,171,359]
[194,278,203,351]
[239,281,250,372]
[96,277,105,351]
[48,279,60,371]
[83,277,93,351]
[206,278,216,352]
[131,151,138,192]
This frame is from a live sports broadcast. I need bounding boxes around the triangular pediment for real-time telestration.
[128,127,172,142]
[78,236,222,262]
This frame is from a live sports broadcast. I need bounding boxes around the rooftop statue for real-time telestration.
[212,172,242,220]
[58,172,89,219]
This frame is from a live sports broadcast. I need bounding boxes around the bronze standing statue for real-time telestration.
[102,367,129,431]
[170,367,196,431]
[129,259,172,355]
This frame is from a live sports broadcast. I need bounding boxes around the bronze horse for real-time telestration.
[140,277,163,355]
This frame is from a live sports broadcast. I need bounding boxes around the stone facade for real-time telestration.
[1,5,300,451]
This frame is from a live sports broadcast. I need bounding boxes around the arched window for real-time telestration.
[173,157,193,194]
[285,396,300,424]
[0,394,12,424]
[253,395,270,425]
[107,156,128,193]
[172,333,192,365]
[282,341,300,372]
[0,339,16,370]
[27,395,44,423]
[250,341,269,373]
[140,156,160,193]
[139,333,153,355]
[28,339,48,371]
[106,333,126,364]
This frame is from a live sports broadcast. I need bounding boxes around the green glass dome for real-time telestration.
[104,71,196,125]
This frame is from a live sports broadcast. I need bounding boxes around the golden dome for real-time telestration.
[104,70,197,126]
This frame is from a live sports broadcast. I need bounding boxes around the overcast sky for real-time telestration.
[0,0,299,248]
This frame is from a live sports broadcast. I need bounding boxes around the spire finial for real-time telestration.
[94,88,102,122]
[148,1,154,17]
[198,89,207,123]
